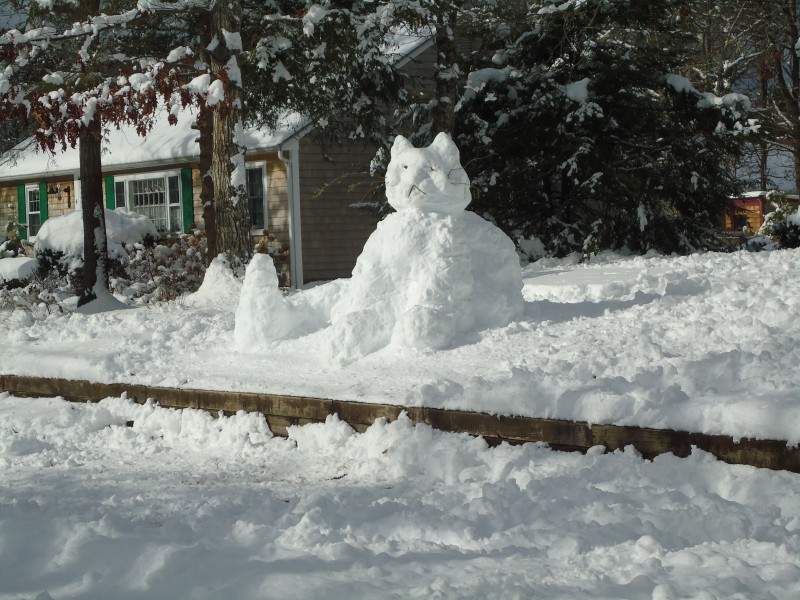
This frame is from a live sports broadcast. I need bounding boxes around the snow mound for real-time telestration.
[234,254,307,347]
[185,254,242,309]
[232,133,523,361]
[0,256,36,283]
[34,208,158,271]
[326,133,524,362]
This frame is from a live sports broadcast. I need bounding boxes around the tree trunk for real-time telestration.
[209,0,251,265]
[196,11,217,263]
[77,117,108,307]
[198,116,217,262]
[432,9,460,136]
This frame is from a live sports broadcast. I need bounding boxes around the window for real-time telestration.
[114,181,126,209]
[247,165,266,230]
[26,185,41,237]
[115,172,183,234]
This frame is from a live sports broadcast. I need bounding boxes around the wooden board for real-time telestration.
[2,374,798,473]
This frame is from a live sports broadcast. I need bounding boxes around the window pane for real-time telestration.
[115,182,126,209]
[169,206,181,233]
[27,189,41,236]
[28,213,41,237]
[131,178,168,232]
[247,167,265,229]
[27,189,40,213]
[168,176,180,205]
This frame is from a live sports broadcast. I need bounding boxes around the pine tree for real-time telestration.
[456,0,754,257]
[1,0,407,285]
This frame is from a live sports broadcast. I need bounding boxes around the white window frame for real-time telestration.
[245,161,268,233]
[25,183,41,240]
[114,169,183,234]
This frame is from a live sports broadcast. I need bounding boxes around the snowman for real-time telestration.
[326,132,524,362]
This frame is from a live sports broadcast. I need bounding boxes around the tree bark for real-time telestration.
[209,0,251,265]
[198,116,217,262]
[196,10,217,263]
[432,9,460,136]
[77,117,108,307]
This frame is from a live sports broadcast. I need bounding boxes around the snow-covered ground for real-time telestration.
[0,256,35,283]
[2,94,797,600]
[1,394,798,600]
[2,249,800,444]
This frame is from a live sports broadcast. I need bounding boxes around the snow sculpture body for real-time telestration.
[327,132,524,362]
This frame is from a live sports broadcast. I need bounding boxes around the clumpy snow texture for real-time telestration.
[185,254,242,310]
[34,208,157,271]
[328,133,522,361]
[232,133,523,361]
[3,247,800,444]
[234,254,307,346]
[0,395,798,599]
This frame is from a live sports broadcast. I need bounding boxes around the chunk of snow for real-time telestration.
[34,209,157,272]
[0,256,36,283]
[565,78,590,102]
[184,255,242,310]
[234,254,307,347]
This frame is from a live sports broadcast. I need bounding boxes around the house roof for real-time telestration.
[0,31,435,184]
[0,109,308,183]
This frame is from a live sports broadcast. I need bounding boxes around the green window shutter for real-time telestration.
[16,184,26,240]
[180,168,194,234]
[104,176,115,210]
[38,182,48,223]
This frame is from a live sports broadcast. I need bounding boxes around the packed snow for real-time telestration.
[2,134,800,599]
[4,135,800,443]
[2,247,800,444]
[232,134,523,363]
[0,256,35,282]
[34,209,157,272]
[1,394,798,599]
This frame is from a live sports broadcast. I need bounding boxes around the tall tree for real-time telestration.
[760,0,800,194]
[2,0,406,278]
[456,0,754,256]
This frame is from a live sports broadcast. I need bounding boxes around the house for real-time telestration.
[0,34,437,288]
[722,192,800,233]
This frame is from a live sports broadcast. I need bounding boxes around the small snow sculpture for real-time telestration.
[327,132,524,362]
[385,133,471,214]
[234,254,304,348]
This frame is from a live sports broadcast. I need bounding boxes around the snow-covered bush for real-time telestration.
[111,234,207,303]
[2,231,209,313]
[1,219,24,258]
[34,208,158,277]
[760,192,800,248]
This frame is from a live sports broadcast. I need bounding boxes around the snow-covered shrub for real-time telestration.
[760,192,800,248]
[34,208,158,283]
[0,269,71,317]
[111,233,207,303]
[1,219,24,258]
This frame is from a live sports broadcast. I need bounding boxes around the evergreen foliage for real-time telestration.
[456,0,754,256]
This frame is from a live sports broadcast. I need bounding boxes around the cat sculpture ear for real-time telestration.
[390,135,415,159]
[428,132,460,165]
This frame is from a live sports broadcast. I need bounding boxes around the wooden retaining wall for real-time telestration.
[2,374,798,473]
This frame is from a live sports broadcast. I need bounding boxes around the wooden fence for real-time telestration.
[2,374,798,473]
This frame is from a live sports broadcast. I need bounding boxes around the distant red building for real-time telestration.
[723,193,799,232]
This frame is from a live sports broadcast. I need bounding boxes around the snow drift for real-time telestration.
[34,208,158,272]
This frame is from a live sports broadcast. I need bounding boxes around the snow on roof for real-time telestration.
[0,109,308,183]
[0,31,434,184]
[385,28,434,67]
